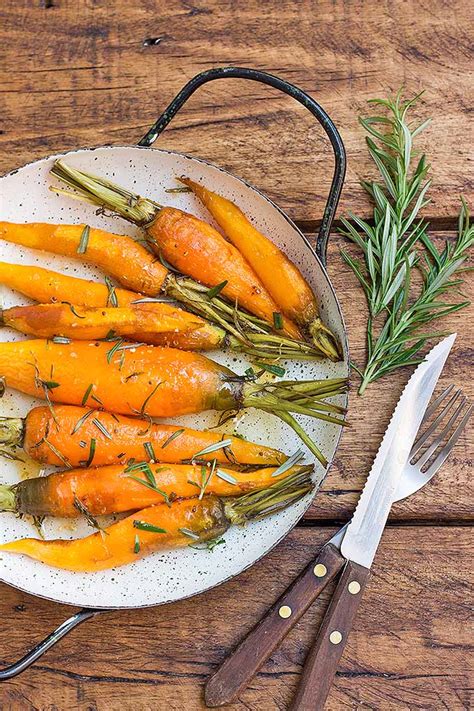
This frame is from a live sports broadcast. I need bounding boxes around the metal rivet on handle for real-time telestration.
[278,605,292,619]
[313,564,327,578]
[348,581,361,595]
[329,631,342,644]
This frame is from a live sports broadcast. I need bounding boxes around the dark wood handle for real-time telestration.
[290,560,370,710]
[205,543,345,707]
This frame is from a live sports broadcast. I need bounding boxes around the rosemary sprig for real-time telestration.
[341,90,472,394]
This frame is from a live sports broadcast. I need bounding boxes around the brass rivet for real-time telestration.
[329,630,343,645]
[348,581,361,595]
[278,605,292,619]
[313,563,327,578]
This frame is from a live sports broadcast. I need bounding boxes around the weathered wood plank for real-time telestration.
[0,0,472,222]
[0,526,471,709]
[304,231,473,523]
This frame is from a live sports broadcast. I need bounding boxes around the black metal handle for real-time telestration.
[0,607,104,680]
[138,67,346,265]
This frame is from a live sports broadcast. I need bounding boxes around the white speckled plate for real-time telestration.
[0,146,348,608]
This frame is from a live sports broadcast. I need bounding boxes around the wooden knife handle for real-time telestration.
[205,543,345,707]
[290,560,370,710]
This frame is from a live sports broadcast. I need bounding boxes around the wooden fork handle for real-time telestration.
[205,543,345,707]
[291,560,370,710]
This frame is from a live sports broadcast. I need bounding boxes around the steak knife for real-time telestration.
[205,334,456,709]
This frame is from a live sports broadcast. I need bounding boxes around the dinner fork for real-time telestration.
[205,384,472,707]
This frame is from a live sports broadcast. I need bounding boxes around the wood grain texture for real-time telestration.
[305,230,473,523]
[0,527,471,710]
[0,0,473,223]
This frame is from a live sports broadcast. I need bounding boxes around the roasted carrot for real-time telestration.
[0,470,314,571]
[0,462,309,517]
[0,301,226,350]
[181,177,341,360]
[0,259,318,363]
[0,404,286,468]
[0,339,347,457]
[49,161,304,341]
[0,222,169,296]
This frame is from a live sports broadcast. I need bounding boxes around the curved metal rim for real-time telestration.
[0,143,350,610]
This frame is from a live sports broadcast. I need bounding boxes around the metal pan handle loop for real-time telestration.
[0,607,104,680]
[138,66,346,265]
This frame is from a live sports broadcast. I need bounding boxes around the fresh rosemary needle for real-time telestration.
[340,90,472,394]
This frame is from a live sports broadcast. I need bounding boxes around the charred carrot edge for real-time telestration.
[180,177,342,360]
[0,462,308,517]
[0,404,287,468]
[0,339,347,456]
[0,470,314,571]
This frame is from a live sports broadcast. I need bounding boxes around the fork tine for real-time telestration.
[411,388,462,459]
[415,397,467,469]
[421,384,454,424]
[423,404,472,477]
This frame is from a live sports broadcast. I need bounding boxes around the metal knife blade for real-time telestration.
[340,334,456,569]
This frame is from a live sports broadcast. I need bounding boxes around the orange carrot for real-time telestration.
[0,301,225,350]
[0,404,286,468]
[181,177,341,360]
[0,222,169,296]
[0,470,313,571]
[0,339,347,456]
[49,161,303,340]
[0,462,307,516]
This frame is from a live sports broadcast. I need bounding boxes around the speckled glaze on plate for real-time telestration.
[0,146,348,609]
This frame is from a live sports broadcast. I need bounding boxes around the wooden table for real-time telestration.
[0,1,472,708]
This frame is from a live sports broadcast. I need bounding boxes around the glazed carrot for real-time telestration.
[0,462,308,517]
[49,161,303,341]
[0,404,286,468]
[0,470,314,571]
[0,222,168,296]
[0,339,347,456]
[0,301,225,350]
[181,177,341,360]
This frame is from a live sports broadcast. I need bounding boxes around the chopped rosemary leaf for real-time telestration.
[133,520,167,534]
[73,495,106,532]
[144,441,156,461]
[161,428,185,449]
[255,362,286,377]
[77,225,90,254]
[104,275,118,307]
[165,185,192,193]
[85,438,96,467]
[273,312,283,330]
[91,393,104,406]
[79,440,87,448]
[140,381,162,416]
[190,537,226,552]
[192,439,233,459]
[63,302,86,319]
[104,329,118,341]
[40,438,72,468]
[82,383,93,406]
[106,338,125,364]
[127,474,170,504]
[179,527,200,540]
[158,252,180,273]
[125,371,144,382]
[199,459,217,500]
[92,418,112,440]
[271,450,305,477]
[134,534,140,554]
[206,280,228,299]
[118,350,126,371]
[216,469,238,485]
[42,380,60,390]
[52,336,71,345]
[71,408,94,435]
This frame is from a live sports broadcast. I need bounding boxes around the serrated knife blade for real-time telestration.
[340,334,456,569]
